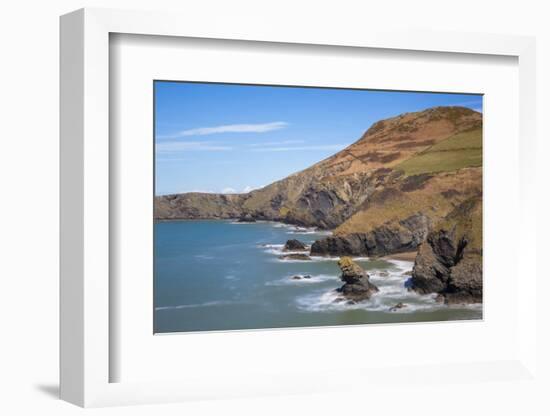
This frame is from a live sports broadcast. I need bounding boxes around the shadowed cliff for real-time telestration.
[156,106,482,237]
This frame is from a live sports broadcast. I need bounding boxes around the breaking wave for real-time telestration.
[295,259,443,314]
[266,274,339,286]
[296,288,441,313]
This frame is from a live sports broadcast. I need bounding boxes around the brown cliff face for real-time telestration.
[155,192,246,220]
[155,106,482,235]
[156,106,483,303]
[410,196,482,304]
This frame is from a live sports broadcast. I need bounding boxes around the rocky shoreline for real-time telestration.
[162,215,483,305]
[284,199,482,306]
[310,212,431,257]
[156,107,483,306]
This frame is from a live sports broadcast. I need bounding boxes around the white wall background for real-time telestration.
[0,0,548,415]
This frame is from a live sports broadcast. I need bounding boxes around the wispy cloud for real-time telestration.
[220,185,259,194]
[159,121,289,139]
[250,144,349,152]
[156,141,232,153]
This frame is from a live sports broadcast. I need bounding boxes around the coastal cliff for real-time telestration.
[156,106,481,228]
[410,196,482,304]
[155,106,483,302]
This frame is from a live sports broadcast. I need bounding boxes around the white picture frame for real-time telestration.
[60,7,538,408]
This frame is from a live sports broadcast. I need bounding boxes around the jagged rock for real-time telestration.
[291,274,312,280]
[410,241,449,294]
[237,214,256,222]
[410,197,482,304]
[283,239,308,251]
[279,253,311,261]
[310,213,431,257]
[310,234,367,256]
[445,254,483,304]
[336,257,378,301]
[155,107,482,231]
[389,302,407,312]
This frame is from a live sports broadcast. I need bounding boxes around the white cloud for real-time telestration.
[156,141,232,153]
[160,121,289,139]
[250,144,349,152]
[221,187,237,194]
[242,186,254,193]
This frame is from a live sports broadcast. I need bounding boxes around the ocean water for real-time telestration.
[154,220,482,333]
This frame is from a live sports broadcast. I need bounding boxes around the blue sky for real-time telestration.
[155,82,482,195]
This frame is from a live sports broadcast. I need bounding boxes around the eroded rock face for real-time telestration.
[310,213,431,257]
[237,214,256,222]
[283,239,308,251]
[410,197,482,304]
[310,234,367,256]
[155,107,482,231]
[336,257,379,301]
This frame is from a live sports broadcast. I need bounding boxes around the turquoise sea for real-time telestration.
[154,220,482,333]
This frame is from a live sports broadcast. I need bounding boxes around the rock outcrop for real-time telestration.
[283,239,308,251]
[410,197,482,304]
[310,213,431,257]
[336,257,379,301]
[389,302,407,312]
[155,106,482,235]
[156,107,483,272]
[237,214,256,222]
[291,274,312,280]
[155,192,246,220]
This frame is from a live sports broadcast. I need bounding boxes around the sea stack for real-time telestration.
[337,257,379,301]
[283,239,308,251]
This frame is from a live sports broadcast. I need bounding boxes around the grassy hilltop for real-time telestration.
[155,105,483,303]
[396,127,482,176]
[156,106,482,237]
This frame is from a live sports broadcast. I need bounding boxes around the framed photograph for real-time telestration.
[153,81,484,334]
[60,8,538,408]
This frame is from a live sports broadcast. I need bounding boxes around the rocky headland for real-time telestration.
[155,106,483,303]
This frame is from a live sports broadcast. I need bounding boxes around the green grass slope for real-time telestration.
[395,127,482,176]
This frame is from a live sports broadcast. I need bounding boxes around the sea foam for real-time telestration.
[294,257,442,314]
[266,274,338,286]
